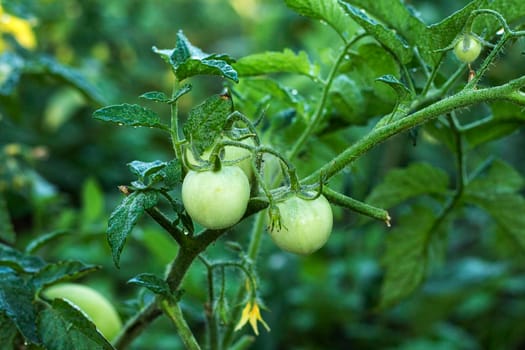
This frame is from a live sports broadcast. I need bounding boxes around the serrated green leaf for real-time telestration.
[156,159,182,189]
[468,193,525,251]
[342,43,400,106]
[0,243,45,273]
[38,299,114,350]
[0,271,39,343]
[466,160,524,196]
[107,191,159,268]
[128,160,166,179]
[376,74,413,101]
[379,206,436,308]
[464,160,525,251]
[285,0,359,41]
[339,2,413,64]
[81,178,104,227]
[128,273,171,297]
[153,31,238,82]
[0,193,15,244]
[183,94,234,153]
[366,162,449,209]
[463,102,525,148]
[31,261,99,290]
[346,0,489,67]
[92,104,169,130]
[344,0,427,46]
[0,52,24,95]
[329,74,366,124]
[421,0,488,66]
[176,58,238,83]
[234,49,319,78]
[0,311,17,347]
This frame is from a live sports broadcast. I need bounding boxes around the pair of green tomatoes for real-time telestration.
[181,143,333,254]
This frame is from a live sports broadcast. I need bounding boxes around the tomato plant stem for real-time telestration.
[161,298,202,350]
[302,75,525,185]
[287,34,367,161]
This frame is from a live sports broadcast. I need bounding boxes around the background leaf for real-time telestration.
[0,52,24,95]
[234,49,319,78]
[31,261,100,290]
[0,193,15,244]
[379,206,437,308]
[366,162,450,209]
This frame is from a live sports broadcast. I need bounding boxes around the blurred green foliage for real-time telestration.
[1,0,525,349]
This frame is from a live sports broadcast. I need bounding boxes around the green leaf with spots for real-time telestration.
[154,31,237,82]
[93,104,169,130]
[0,271,39,343]
[339,2,413,64]
[183,93,234,154]
[107,191,159,268]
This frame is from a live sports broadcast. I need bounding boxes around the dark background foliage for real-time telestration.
[2,0,525,349]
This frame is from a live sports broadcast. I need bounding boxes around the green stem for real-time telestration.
[221,211,266,349]
[287,34,366,160]
[423,113,467,249]
[161,299,202,350]
[171,79,183,159]
[302,76,525,184]
[322,187,390,225]
[112,301,162,349]
[200,257,219,350]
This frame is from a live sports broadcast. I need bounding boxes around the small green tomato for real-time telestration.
[42,283,122,341]
[453,34,482,63]
[268,194,333,254]
[182,166,250,229]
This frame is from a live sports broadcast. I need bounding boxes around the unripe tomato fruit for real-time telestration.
[182,166,250,229]
[268,194,333,254]
[42,283,122,341]
[453,34,482,63]
[186,137,254,180]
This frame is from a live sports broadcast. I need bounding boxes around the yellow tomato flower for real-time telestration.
[234,301,270,335]
[0,6,37,50]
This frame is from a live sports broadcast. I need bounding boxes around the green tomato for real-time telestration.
[182,166,250,229]
[454,34,482,63]
[42,283,122,341]
[186,137,254,179]
[268,194,333,254]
